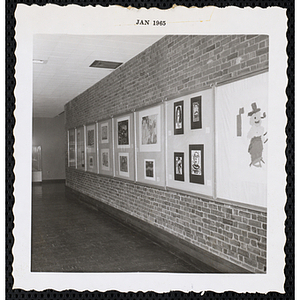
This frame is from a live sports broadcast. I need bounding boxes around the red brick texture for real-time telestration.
[65,35,268,273]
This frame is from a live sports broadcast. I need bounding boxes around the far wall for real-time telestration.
[33,113,66,180]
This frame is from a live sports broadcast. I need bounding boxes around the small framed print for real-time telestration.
[119,153,129,177]
[117,116,130,148]
[189,144,204,184]
[101,149,110,171]
[144,159,155,181]
[174,100,184,135]
[89,156,94,167]
[101,123,109,143]
[191,96,202,129]
[174,152,184,181]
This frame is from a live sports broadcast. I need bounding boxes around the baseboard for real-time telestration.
[66,186,251,273]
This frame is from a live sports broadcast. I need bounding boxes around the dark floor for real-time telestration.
[31,182,217,273]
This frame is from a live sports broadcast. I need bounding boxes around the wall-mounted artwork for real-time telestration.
[139,105,161,152]
[117,116,130,148]
[189,144,204,184]
[174,152,184,181]
[101,149,110,171]
[144,159,155,181]
[87,129,95,147]
[68,129,76,167]
[174,100,184,135]
[89,156,94,167]
[76,126,85,169]
[101,123,109,143]
[119,153,129,177]
[191,96,202,129]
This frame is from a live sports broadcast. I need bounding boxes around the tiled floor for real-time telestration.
[31,182,217,273]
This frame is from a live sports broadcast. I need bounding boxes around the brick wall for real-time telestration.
[65,35,268,273]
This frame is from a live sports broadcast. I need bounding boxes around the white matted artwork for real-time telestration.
[139,105,161,152]
[101,148,110,171]
[101,122,109,144]
[117,115,130,148]
[144,159,155,181]
[119,152,129,177]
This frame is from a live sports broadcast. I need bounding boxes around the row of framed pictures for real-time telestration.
[68,89,213,196]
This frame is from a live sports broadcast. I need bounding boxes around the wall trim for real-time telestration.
[66,185,252,274]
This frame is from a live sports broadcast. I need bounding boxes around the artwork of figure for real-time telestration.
[175,105,182,129]
[141,115,157,145]
[145,160,154,178]
[191,150,201,175]
[247,102,268,167]
[118,120,129,145]
[175,156,183,175]
[192,102,199,122]
[102,152,109,167]
[120,155,128,173]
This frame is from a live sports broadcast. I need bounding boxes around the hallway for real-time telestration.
[31,182,218,273]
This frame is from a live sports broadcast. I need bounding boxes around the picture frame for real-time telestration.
[139,105,161,152]
[101,148,110,171]
[68,129,76,167]
[87,128,95,147]
[119,152,129,177]
[174,152,184,181]
[191,96,202,129]
[189,144,204,184]
[101,122,109,144]
[89,156,94,168]
[174,100,184,135]
[117,116,130,148]
[144,159,155,181]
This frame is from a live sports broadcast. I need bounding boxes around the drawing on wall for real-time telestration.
[101,123,108,143]
[144,159,155,180]
[142,114,157,145]
[174,152,184,181]
[118,118,129,147]
[101,149,109,171]
[174,100,184,135]
[119,153,129,177]
[87,129,95,147]
[189,144,204,184]
[247,102,268,167]
[191,96,202,129]
[89,156,94,167]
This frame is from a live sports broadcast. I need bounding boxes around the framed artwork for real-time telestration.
[101,122,109,143]
[89,156,94,167]
[117,116,130,148]
[68,129,76,167]
[144,159,155,181]
[191,96,202,129]
[189,144,204,184]
[101,149,110,171]
[119,153,129,177]
[174,152,184,181]
[174,100,184,135]
[76,127,85,169]
[139,105,161,152]
[87,129,95,147]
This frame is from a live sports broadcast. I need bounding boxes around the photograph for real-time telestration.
[189,144,204,184]
[191,96,202,129]
[101,123,108,143]
[174,152,184,181]
[144,159,155,180]
[174,100,184,135]
[117,118,129,147]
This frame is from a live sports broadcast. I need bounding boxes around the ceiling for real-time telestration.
[33,35,164,118]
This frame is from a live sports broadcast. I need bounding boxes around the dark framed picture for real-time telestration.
[174,100,184,135]
[89,156,94,167]
[117,118,129,147]
[144,159,155,181]
[189,144,204,184]
[191,96,202,129]
[87,129,95,146]
[174,152,184,181]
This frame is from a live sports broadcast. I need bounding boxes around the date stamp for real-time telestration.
[136,19,166,26]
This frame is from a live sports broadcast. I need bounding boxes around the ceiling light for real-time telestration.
[33,59,47,64]
[89,60,122,70]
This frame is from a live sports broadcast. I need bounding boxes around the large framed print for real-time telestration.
[68,128,76,167]
[76,126,85,170]
[98,119,113,176]
[191,96,202,129]
[139,105,161,152]
[189,144,204,184]
[114,113,135,181]
[117,116,130,148]
[174,100,184,135]
[86,123,97,173]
